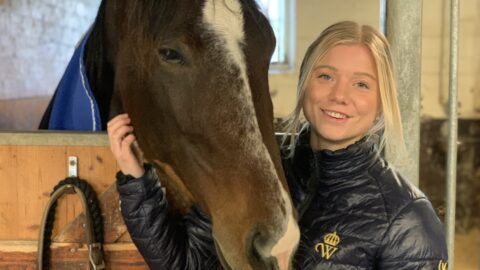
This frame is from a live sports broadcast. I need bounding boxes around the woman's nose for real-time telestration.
[328,81,348,103]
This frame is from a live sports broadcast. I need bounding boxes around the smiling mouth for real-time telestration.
[322,109,350,119]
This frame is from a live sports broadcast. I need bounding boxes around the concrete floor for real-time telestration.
[456,229,480,270]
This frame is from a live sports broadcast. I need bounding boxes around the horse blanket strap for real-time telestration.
[37,177,105,270]
[46,25,102,131]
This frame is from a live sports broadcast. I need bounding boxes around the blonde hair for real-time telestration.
[283,21,404,158]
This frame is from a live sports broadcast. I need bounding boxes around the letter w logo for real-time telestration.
[315,243,338,260]
[438,260,447,270]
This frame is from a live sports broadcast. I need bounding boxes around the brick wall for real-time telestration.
[0,0,100,99]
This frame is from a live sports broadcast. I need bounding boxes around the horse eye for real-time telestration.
[159,48,184,64]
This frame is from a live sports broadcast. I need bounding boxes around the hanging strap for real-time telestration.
[37,177,105,270]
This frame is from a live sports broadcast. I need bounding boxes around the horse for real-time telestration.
[39,1,299,269]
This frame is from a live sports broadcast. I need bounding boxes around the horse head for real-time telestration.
[89,0,299,268]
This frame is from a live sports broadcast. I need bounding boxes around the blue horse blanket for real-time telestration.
[46,28,102,131]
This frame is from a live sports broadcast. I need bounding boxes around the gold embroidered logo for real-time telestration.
[315,231,340,260]
[438,260,447,270]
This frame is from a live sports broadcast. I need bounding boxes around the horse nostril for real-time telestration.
[248,219,298,270]
[248,227,281,270]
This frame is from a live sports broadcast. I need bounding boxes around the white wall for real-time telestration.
[1,0,479,119]
[0,0,100,99]
[421,0,480,118]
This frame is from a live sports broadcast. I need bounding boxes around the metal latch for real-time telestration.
[68,156,78,177]
[88,242,106,270]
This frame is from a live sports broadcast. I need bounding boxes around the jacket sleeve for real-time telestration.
[377,198,449,269]
[116,164,220,270]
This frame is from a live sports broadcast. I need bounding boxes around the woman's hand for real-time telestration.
[107,114,145,178]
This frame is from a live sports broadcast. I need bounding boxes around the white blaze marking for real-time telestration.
[271,191,300,267]
[202,0,299,264]
[202,0,274,181]
[203,0,246,73]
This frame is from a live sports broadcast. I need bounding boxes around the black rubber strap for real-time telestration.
[37,177,105,270]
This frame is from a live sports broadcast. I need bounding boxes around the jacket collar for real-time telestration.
[293,128,378,182]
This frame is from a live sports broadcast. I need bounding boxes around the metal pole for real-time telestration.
[446,0,459,269]
[379,0,387,34]
[384,0,423,187]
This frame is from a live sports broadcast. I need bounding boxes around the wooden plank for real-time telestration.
[0,241,148,270]
[0,145,118,241]
[0,132,108,146]
[27,146,68,239]
[0,145,17,239]
[0,145,67,240]
[54,146,123,243]
[117,232,133,242]
[65,146,117,195]
[100,185,128,243]
[0,142,148,268]
[55,184,127,243]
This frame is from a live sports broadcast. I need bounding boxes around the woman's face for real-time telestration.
[303,43,381,151]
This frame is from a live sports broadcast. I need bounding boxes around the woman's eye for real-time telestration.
[318,74,332,80]
[159,49,184,64]
[355,82,369,89]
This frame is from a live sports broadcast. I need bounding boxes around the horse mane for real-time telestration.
[82,0,272,129]
[126,1,176,43]
[125,0,267,45]
[84,0,115,129]
[83,1,192,128]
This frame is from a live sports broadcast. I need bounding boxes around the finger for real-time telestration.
[107,114,130,134]
[107,113,129,128]
[110,125,134,156]
[107,114,130,131]
[113,124,134,137]
[121,134,137,153]
[108,117,132,142]
[107,114,134,159]
[120,134,139,163]
[112,126,134,146]
[109,131,123,157]
[108,116,125,153]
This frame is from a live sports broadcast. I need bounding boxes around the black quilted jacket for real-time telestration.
[116,164,221,270]
[284,131,448,269]
[116,132,448,270]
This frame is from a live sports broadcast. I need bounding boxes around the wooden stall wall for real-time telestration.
[0,133,148,269]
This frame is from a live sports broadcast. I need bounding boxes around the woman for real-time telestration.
[281,20,448,269]
[108,113,220,269]
[108,21,448,269]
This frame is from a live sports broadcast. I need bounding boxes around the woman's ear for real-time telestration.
[375,105,383,119]
[373,112,383,124]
